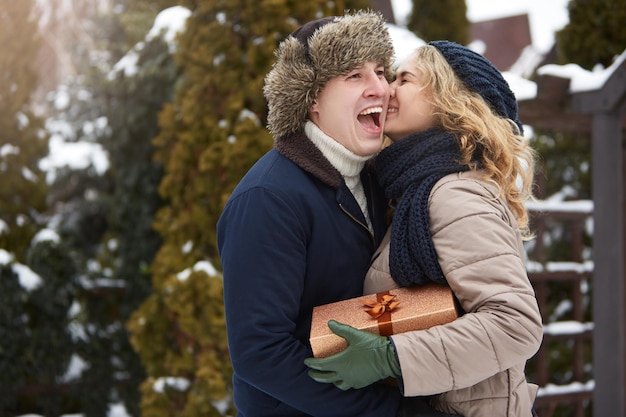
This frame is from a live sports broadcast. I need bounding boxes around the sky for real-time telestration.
[12,2,613,416]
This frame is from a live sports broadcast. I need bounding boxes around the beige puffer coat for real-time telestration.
[364,171,543,417]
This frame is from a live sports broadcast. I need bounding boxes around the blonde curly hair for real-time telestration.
[406,45,536,237]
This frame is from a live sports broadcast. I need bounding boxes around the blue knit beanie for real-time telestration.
[429,40,523,134]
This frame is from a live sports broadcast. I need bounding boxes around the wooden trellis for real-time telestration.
[518,55,626,416]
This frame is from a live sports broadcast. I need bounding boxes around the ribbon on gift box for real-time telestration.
[362,291,400,336]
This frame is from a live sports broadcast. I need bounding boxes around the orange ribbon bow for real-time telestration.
[362,294,400,319]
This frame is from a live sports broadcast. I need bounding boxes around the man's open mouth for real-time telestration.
[358,107,382,128]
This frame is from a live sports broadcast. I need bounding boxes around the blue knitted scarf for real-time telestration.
[375,128,471,286]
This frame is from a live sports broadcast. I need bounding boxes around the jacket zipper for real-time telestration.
[339,203,375,246]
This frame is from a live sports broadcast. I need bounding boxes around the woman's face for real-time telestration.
[384,56,437,142]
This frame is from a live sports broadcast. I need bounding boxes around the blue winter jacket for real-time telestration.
[217,132,400,416]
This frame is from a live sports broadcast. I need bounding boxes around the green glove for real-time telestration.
[304,320,401,390]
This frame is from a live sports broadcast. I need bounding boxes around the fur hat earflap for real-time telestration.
[264,10,394,139]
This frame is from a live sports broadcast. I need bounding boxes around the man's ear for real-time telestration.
[309,100,319,122]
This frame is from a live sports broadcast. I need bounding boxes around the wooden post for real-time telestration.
[572,59,626,417]
[590,112,625,417]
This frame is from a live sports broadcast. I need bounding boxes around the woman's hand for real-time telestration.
[304,320,401,390]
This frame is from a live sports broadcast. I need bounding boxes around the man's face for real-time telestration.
[309,61,390,157]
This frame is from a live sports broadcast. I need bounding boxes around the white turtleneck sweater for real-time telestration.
[305,121,373,232]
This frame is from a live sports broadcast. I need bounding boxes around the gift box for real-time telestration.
[310,283,459,358]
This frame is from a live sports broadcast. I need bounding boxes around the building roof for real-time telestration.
[470,14,532,71]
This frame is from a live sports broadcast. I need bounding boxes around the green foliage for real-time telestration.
[530,129,592,261]
[0,2,180,415]
[556,0,626,70]
[0,240,79,416]
[0,263,32,413]
[0,1,88,415]
[128,270,233,417]
[100,35,177,317]
[0,0,49,262]
[407,0,469,44]
[533,130,592,199]
[62,21,179,417]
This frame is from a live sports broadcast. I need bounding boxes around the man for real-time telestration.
[217,10,401,417]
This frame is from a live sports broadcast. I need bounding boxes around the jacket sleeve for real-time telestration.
[390,177,543,396]
[218,186,400,416]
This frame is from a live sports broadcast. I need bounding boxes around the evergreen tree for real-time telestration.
[0,5,78,416]
[47,7,183,416]
[0,1,97,412]
[0,1,110,414]
[556,0,626,70]
[127,1,371,415]
[407,0,469,44]
[0,239,79,416]
[0,0,49,262]
[0,0,181,415]
[88,26,179,417]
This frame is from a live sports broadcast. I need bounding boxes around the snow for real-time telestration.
[14,264,43,291]
[538,49,626,93]
[110,47,142,78]
[1,143,20,157]
[110,6,190,78]
[538,380,595,396]
[1,249,44,291]
[153,377,190,393]
[504,71,538,101]
[526,260,594,275]
[544,320,594,336]
[59,354,89,383]
[182,240,193,254]
[526,199,593,214]
[32,228,61,245]
[0,218,8,235]
[386,24,425,63]
[147,6,191,46]
[0,248,14,265]
[546,261,594,274]
[194,260,219,277]
[176,259,219,281]
[39,126,110,184]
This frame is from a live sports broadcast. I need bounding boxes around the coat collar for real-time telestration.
[274,130,387,246]
[274,130,342,189]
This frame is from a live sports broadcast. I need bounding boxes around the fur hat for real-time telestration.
[429,40,524,134]
[263,11,394,139]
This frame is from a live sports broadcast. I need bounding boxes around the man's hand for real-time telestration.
[304,320,401,390]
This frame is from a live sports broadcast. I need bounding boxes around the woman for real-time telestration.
[305,41,543,417]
